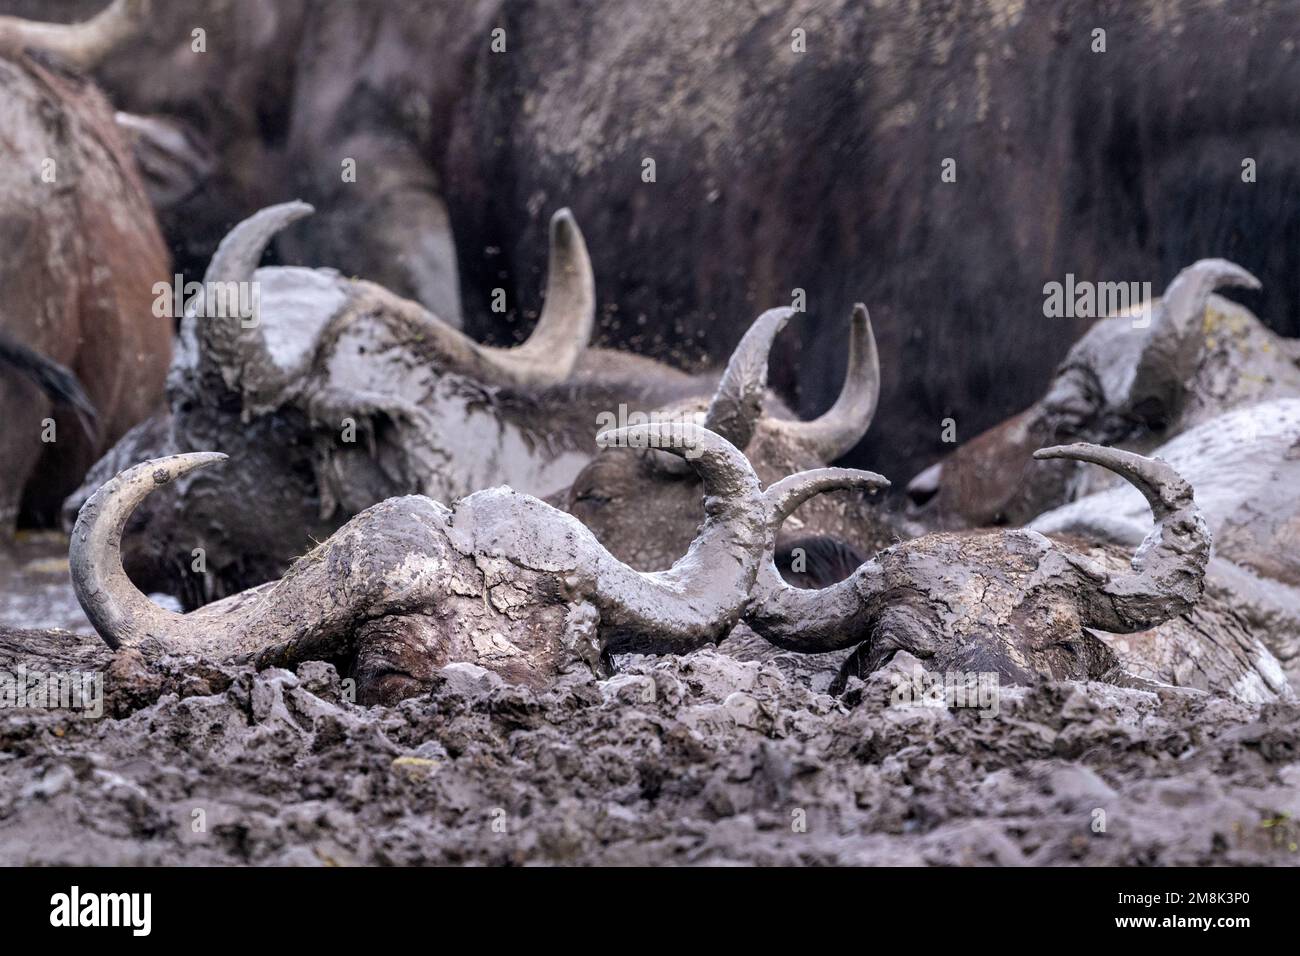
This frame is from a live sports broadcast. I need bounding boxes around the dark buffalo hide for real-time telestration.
[10,0,1298,482]
[445,0,1299,479]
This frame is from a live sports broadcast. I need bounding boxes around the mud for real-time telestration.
[2,626,1297,866]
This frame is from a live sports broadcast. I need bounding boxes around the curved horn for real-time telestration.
[194,201,314,390]
[703,308,793,449]
[199,204,594,393]
[70,452,441,667]
[473,208,595,387]
[204,201,314,289]
[589,422,768,654]
[0,0,148,71]
[768,303,880,460]
[1155,258,1261,340]
[1120,259,1259,418]
[70,452,226,650]
[1033,443,1210,632]
[743,467,891,652]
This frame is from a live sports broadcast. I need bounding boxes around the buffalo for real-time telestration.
[0,0,169,530]
[70,423,768,705]
[744,444,1265,697]
[71,423,1263,705]
[1029,398,1300,695]
[568,302,894,576]
[905,259,1288,528]
[65,203,720,607]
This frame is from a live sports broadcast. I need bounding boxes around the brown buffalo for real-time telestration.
[0,0,170,528]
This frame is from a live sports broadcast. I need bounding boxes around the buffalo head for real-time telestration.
[567,303,893,579]
[69,200,601,606]
[69,423,771,705]
[751,444,1211,689]
[906,259,1271,528]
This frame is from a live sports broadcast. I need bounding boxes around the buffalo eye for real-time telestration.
[572,486,612,507]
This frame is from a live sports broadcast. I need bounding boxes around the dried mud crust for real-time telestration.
[1,627,1298,865]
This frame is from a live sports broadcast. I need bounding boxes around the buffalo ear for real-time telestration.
[114,113,214,212]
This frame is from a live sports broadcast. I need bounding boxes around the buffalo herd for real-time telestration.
[2,1,1298,706]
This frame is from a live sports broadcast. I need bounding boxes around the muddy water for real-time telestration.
[0,531,90,633]
[0,532,188,637]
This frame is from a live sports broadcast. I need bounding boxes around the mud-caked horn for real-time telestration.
[743,467,893,653]
[581,422,767,653]
[1033,443,1210,631]
[703,308,793,450]
[70,452,228,651]
[768,304,880,460]
[703,303,879,461]
[1152,258,1261,341]
[1130,259,1261,404]
[474,208,595,387]
[192,201,314,393]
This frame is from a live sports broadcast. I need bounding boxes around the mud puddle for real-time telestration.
[0,532,89,633]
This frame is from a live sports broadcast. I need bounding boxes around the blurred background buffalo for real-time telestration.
[1,0,1297,510]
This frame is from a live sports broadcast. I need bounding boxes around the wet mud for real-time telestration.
[2,627,1297,865]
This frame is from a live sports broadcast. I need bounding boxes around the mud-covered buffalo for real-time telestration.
[0,0,1297,881]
